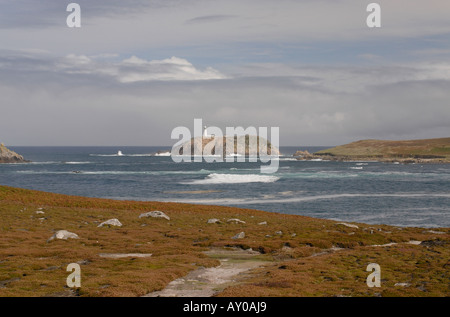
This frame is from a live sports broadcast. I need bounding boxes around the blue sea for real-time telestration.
[1,146,449,228]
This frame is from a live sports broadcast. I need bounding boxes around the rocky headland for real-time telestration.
[0,143,29,163]
[294,137,450,163]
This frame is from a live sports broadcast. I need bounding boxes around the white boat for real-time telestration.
[117,150,123,156]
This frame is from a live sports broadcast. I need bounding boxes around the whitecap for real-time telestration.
[181,173,280,185]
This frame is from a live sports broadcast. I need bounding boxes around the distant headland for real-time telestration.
[0,143,29,163]
[294,137,450,163]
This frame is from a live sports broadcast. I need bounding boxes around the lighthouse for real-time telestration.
[203,125,208,138]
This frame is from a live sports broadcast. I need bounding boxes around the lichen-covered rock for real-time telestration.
[232,232,245,239]
[48,230,79,242]
[139,211,170,221]
[98,219,122,228]
[227,218,246,224]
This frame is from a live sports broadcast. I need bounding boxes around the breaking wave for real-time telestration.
[182,173,280,185]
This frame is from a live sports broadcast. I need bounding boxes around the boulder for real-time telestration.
[207,218,221,224]
[232,232,245,239]
[336,222,359,229]
[98,253,152,259]
[48,230,79,242]
[227,218,246,224]
[139,211,170,221]
[98,219,122,228]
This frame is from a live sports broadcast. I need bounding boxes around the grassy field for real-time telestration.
[0,185,448,297]
[314,137,450,163]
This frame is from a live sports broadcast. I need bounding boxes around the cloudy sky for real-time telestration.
[1,0,450,146]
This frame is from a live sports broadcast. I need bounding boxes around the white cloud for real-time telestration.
[52,54,226,82]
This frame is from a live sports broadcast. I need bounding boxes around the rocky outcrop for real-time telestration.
[293,150,314,159]
[0,143,29,163]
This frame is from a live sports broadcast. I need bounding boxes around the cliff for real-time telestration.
[0,143,28,163]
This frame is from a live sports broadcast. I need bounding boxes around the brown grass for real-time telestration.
[0,185,448,297]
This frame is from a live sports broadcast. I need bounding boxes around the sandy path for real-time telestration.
[143,248,270,297]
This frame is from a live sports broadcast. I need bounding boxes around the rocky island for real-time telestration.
[295,137,450,163]
[173,135,280,157]
[0,143,29,163]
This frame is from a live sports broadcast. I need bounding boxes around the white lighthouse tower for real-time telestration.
[203,125,208,138]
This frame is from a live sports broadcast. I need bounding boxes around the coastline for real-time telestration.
[0,185,448,297]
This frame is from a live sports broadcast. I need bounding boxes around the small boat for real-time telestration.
[117,150,124,156]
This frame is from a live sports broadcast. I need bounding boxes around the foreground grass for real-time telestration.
[0,185,448,297]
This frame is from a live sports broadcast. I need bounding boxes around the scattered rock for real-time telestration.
[35,210,45,214]
[48,230,79,242]
[258,221,267,225]
[395,283,411,287]
[97,218,122,228]
[281,245,293,252]
[98,253,152,259]
[77,259,91,265]
[227,218,246,224]
[424,230,446,235]
[232,232,245,239]
[139,211,170,221]
[420,239,446,247]
[207,218,221,224]
[0,277,21,288]
[275,231,283,235]
[336,222,359,229]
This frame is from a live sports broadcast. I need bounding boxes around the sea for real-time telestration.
[1,146,449,228]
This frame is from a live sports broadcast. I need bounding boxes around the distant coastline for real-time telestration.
[294,137,450,164]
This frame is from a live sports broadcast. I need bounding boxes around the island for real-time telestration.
[0,142,29,163]
[172,135,280,157]
[294,137,450,163]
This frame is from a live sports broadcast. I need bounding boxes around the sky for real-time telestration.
[1,0,450,146]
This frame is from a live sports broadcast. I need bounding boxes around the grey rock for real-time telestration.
[97,218,122,227]
[98,253,152,259]
[207,218,221,224]
[48,230,79,242]
[336,222,359,229]
[232,232,245,239]
[139,211,170,221]
[227,218,246,224]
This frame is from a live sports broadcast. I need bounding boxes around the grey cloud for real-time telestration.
[185,15,237,25]
[1,50,450,146]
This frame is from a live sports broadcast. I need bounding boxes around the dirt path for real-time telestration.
[143,248,271,297]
